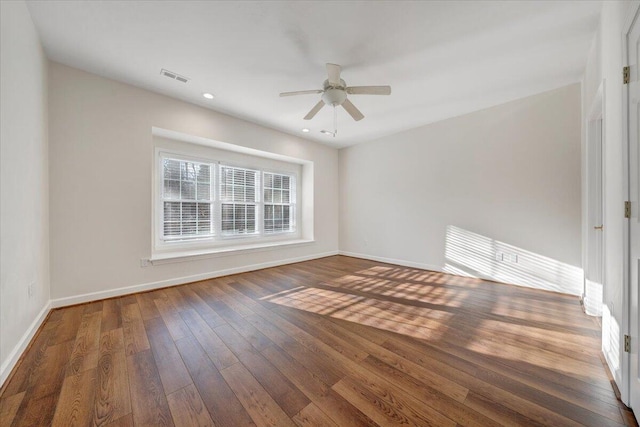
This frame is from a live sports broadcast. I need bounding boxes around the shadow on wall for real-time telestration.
[443,225,583,296]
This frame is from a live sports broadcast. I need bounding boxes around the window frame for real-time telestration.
[219,163,261,238]
[160,155,216,242]
[263,171,297,235]
[154,148,300,255]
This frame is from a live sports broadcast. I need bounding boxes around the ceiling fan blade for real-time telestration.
[346,86,391,95]
[342,99,364,121]
[326,63,341,85]
[304,100,325,120]
[279,89,323,97]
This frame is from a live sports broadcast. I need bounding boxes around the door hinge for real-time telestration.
[625,334,631,352]
[625,201,632,218]
[624,66,630,84]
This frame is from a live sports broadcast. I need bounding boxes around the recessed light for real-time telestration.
[302,128,310,133]
[202,93,214,100]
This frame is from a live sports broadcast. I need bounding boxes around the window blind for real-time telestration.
[159,154,297,245]
[264,172,295,233]
[220,165,259,235]
[162,158,213,240]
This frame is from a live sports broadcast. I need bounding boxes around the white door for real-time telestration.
[586,116,604,316]
[628,5,640,411]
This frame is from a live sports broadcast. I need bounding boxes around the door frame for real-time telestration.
[585,82,606,317]
[622,0,640,406]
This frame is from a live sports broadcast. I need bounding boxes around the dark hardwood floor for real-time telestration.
[0,255,636,426]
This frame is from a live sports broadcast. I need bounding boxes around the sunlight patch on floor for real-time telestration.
[261,286,455,342]
[260,263,601,385]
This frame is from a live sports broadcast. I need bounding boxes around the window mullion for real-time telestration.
[215,163,221,239]
[259,171,264,238]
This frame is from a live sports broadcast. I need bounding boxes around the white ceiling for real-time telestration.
[26,1,601,148]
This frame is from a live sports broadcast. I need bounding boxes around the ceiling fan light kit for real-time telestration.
[321,79,348,106]
[280,63,391,135]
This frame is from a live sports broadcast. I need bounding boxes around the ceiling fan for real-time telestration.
[280,63,391,124]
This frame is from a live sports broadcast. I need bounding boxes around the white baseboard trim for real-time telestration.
[603,344,621,386]
[583,279,603,317]
[583,296,604,317]
[338,251,442,273]
[51,250,339,308]
[1,301,51,387]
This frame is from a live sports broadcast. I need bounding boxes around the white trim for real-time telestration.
[51,250,338,308]
[149,239,315,265]
[153,142,304,254]
[1,301,51,387]
[152,127,311,165]
[622,1,640,405]
[604,339,621,393]
[339,251,442,273]
[624,2,640,33]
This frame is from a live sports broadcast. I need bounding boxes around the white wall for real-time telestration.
[340,84,583,295]
[48,62,339,303]
[581,0,633,396]
[0,1,50,383]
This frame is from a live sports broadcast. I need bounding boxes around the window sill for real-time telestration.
[149,239,315,265]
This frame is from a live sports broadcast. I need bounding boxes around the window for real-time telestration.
[158,153,297,248]
[161,158,213,240]
[220,166,259,236]
[264,172,295,233]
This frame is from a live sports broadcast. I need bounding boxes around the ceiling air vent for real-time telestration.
[160,68,190,83]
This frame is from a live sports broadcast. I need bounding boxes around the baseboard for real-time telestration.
[583,296,604,317]
[0,301,51,387]
[603,345,622,394]
[583,279,604,317]
[338,251,443,273]
[51,250,339,308]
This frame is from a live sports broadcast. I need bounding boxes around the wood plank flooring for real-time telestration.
[0,255,636,426]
